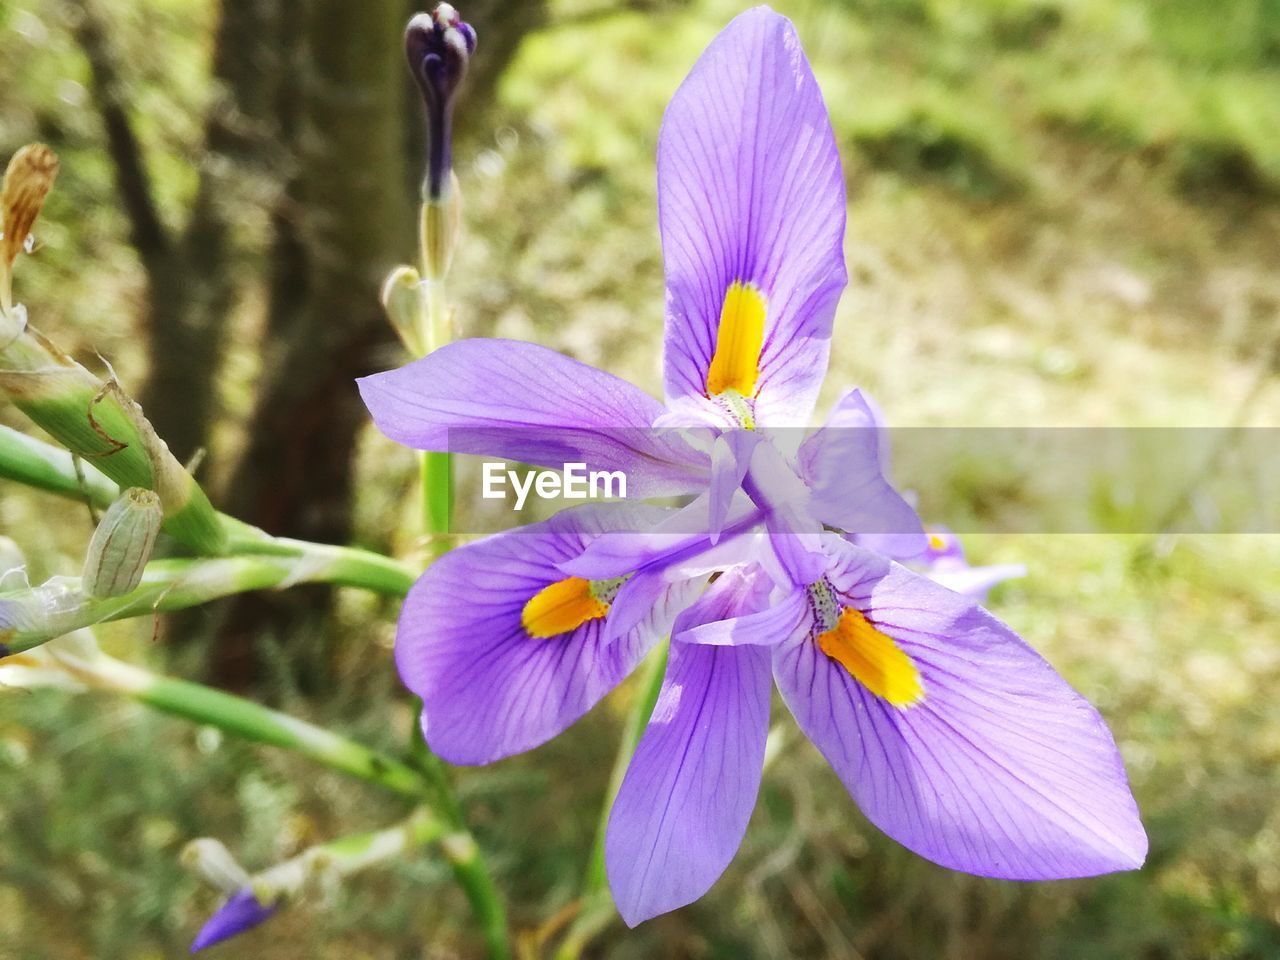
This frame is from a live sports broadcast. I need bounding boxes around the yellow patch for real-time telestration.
[521,577,610,638]
[927,533,949,552]
[706,281,766,396]
[817,608,924,707]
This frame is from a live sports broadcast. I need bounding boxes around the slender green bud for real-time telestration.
[82,487,163,598]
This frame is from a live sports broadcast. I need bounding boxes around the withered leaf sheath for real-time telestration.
[1,144,58,270]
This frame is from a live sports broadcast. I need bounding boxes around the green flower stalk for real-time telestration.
[0,631,428,798]
[0,423,119,507]
[0,552,412,657]
[0,424,417,605]
[393,6,477,547]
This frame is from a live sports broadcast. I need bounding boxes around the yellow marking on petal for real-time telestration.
[706,281,766,397]
[521,577,609,638]
[817,608,924,707]
[927,533,949,552]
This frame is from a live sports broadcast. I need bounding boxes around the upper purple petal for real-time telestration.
[707,431,758,543]
[606,640,772,925]
[774,539,1147,879]
[659,7,847,426]
[799,388,925,558]
[358,338,706,498]
[396,503,698,764]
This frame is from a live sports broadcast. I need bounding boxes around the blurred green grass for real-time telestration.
[4,0,1280,957]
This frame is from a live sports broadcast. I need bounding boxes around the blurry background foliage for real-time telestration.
[1,0,1279,957]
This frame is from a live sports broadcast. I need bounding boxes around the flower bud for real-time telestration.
[82,487,162,598]
[191,888,279,953]
[405,5,476,203]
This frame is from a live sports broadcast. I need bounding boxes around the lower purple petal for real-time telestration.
[774,541,1147,880]
[606,641,771,925]
[396,503,694,764]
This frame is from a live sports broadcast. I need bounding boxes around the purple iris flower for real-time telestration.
[918,526,1027,600]
[190,889,278,953]
[360,6,1146,927]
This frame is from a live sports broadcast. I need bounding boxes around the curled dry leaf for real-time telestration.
[2,144,59,269]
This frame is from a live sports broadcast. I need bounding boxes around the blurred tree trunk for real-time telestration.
[73,0,281,464]
[139,0,281,463]
[215,0,412,687]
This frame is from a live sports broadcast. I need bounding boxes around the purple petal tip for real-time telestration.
[190,889,278,953]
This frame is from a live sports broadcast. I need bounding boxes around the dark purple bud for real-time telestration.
[405,5,476,201]
[190,889,278,953]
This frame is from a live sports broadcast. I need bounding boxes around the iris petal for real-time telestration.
[669,564,806,647]
[190,889,277,953]
[658,8,847,427]
[799,388,925,558]
[396,503,694,764]
[358,338,706,498]
[774,540,1147,879]
[606,640,771,926]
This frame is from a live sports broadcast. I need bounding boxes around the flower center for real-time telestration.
[706,280,765,397]
[807,581,924,708]
[521,575,628,638]
[712,388,757,430]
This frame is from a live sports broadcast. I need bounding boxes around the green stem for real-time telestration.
[320,806,448,874]
[399,204,507,959]
[55,650,430,798]
[0,423,118,506]
[0,426,418,601]
[220,519,416,596]
[407,705,509,959]
[416,265,453,557]
[419,450,453,558]
[0,553,411,655]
